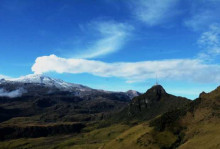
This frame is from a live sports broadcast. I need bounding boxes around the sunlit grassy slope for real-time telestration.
[0,124,129,149]
[0,117,219,149]
[177,87,220,149]
[103,123,159,149]
[178,123,220,149]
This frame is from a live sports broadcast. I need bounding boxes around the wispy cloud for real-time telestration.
[75,21,133,59]
[32,54,220,83]
[184,0,220,31]
[130,0,220,30]
[185,11,216,31]
[197,24,220,60]
[182,1,220,61]
[132,0,181,26]
[0,88,27,98]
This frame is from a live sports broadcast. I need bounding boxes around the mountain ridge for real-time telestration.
[146,85,220,148]
[0,74,142,125]
[0,74,140,99]
[102,86,220,149]
[109,85,190,124]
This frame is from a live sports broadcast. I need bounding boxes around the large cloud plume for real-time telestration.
[32,54,220,83]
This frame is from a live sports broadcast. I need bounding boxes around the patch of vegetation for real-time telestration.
[0,124,129,149]
[149,108,187,132]
[151,130,178,149]
[0,123,85,140]
[55,124,129,149]
[103,123,157,149]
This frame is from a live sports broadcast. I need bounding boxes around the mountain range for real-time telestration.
[0,74,140,124]
[0,74,140,99]
[0,75,219,149]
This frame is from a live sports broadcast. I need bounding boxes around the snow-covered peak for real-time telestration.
[9,74,49,83]
[9,74,61,85]
[1,74,140,98]
[6,74,90,91]
[126,90,141,99]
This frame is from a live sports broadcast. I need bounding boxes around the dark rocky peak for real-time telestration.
[199,86,220,102]
[130,85,168,105]
[145,85,166,96]
[125,84,190,121]
[199,91,206,98]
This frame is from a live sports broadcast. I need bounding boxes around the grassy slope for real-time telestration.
[178,123,220,149]
[177,87,220,149]
[0,124,129,149]
[103,123,159,149]
[148,86,220,149]
[1,110,219,149]
[103,120,220,149]
[177,105,220,148]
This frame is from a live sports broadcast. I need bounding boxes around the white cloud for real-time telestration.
[32,54,220,83]
[75,21,133,59]
[132,0,180,26]
[198,24,220,60]
[0,88,27,98]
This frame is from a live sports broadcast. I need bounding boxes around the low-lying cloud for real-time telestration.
[0,88,27,98]
[32,54,220,83]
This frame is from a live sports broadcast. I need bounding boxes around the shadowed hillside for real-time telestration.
[112,85,190,123]
[146,86,220,148]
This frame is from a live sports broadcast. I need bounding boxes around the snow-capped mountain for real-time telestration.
[126,90,141,99]
[6,74,91,92]
[0,74,140,99]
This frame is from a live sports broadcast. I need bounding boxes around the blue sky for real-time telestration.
[1,0,220,99]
